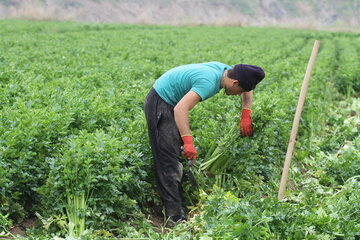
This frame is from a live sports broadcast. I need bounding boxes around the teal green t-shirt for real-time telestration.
[154,62,231,106]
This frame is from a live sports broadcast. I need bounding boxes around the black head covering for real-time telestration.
[232,64,265,91]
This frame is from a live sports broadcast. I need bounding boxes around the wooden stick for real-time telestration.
[278,40,320,200]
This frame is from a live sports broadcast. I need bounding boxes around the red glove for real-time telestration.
[181,135,197,162]
[240,108,252,137]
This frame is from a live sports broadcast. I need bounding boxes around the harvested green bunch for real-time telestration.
[200,124,239,175]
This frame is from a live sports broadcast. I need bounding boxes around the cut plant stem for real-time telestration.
[201,124,239,183]
[66,192,87,238]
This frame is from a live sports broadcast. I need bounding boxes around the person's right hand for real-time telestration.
[181,135,197,163]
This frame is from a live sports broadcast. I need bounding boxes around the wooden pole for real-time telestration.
[278,40,320,200]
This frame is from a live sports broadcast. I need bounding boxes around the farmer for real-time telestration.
[144,61,265,223]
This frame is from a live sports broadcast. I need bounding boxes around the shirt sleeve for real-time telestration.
[190,77,216,101]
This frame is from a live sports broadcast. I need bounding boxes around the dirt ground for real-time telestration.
[6,218,36,239]
[5,214,168,239]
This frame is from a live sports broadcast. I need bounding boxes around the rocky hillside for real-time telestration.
[0,0,359,29]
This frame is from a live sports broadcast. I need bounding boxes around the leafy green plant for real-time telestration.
[200,124,238,176]
[39,130,145,236]
[0,212,12,232]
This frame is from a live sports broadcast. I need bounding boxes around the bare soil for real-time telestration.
[8,218,36,239]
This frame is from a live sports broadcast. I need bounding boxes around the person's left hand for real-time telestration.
[240,108,252,137]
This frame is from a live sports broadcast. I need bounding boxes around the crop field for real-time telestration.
[0,20,359,239]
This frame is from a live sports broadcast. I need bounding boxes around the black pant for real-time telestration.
[144,88,184,217]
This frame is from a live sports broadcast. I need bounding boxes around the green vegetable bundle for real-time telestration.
[200,124,239,175]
